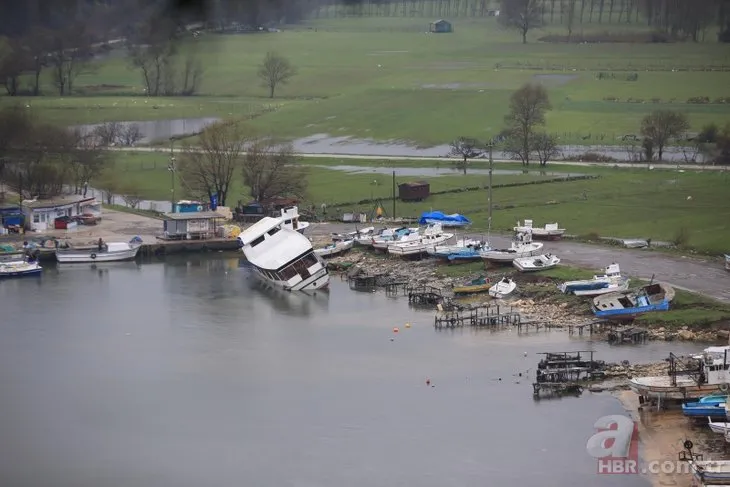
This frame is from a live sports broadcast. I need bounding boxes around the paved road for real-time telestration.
[311,223,730,302]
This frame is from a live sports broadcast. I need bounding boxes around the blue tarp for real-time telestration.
[418,211,471,225]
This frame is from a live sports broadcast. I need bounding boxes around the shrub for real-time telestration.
[697,123,719,143]
[687,96,710,104]
[626,72,639,81]
[651,97,661,103]
[603,96,619,102]
[673,227,691,248]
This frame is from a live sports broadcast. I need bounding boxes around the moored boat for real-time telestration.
[480,231,543,263]
[315,238,354,258]
[426,238,485,258]
[238,216,329,291]
[591,282,675,321]
[514,220,566,240]
[488,277,516,298]
[453,275,491,295]
[513,253,561,272]
[683,401,727,418]
[0,259,43,278]
[55,237,143,263]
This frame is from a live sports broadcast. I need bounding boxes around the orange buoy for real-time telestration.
[393,327,399,333]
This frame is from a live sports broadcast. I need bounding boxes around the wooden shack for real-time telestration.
[161,211,225,240]
[429,19,453,33]
[398,181,430,202]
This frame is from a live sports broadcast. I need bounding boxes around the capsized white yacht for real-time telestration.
[480,231,544,263]
[238,217,329,291]
[388,223,454,257]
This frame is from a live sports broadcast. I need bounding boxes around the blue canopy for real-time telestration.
[419,211,471,225]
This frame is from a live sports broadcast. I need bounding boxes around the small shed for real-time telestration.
[161,211,226,240]
[398,181,430,202]
[22,195,98,232]
[429,19,453,33]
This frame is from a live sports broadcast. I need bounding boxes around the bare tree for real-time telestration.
[532,132,560,166]
[180,53,204,96]
[126,19,178,97]
[178,122,248,206]
[502,83,552,166]
[0,37,27,96]
[257,51,297,99]
[118,124,144,147]
[92,121,123,146]
[47,24,96,95]
[449,137,482,174]
[640,110,690,161]
[498,0,543,44]
[122,191,142,209]
[565,0,578,41]
[242,139,308,202]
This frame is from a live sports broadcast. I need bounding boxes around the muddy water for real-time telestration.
[74,117,221,144]
[309,164,585,178]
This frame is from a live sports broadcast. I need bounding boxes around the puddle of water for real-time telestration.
[420,83,496,90]
[310,164,583,178]
[74,117,221,143]
[532,73,580,86]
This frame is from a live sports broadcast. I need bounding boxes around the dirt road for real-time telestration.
[311,223,730,302]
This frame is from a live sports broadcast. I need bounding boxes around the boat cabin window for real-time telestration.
[267,227,280,237]
[301,252,318,268]
[278,266,298,281]
[250,235,265,247]
[284,219,291,225]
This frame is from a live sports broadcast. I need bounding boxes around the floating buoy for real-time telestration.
[524,352,528,357]
[405,323,411,329]
[390,337,394,342]
[426,379,431,386]
[393,327,399,333]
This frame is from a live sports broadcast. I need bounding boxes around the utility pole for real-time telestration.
[487,141,493,233]
[168,142,176,212]
[392,170,396,219]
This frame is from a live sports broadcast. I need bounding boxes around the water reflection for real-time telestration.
[311,164,582,178]
[74,117,220,144]
[241,262,330,317]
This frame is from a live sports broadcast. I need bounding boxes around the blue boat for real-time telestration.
[0,259,43,279]
[447,248,483,262]
[682,401,727,418]
[697,394,728,404]
[591,282,675,321]
[419,211,471,228]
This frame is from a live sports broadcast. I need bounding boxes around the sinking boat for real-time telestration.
[513,253,561,272]
[480,231,544,263]
[453,275,491,295]
[315,238,354,258]
[683,401,727,418]
[591,281,675,321]
[279,206,309,234]
[55,237,143,263]
[0,259,43,278]
[388,224,453,257]
[558,263,629,297]
[488,277,516,298]
[237,216,329,291]
[629,346,730,401]
[418,211,471,228]
[514,219,566,240]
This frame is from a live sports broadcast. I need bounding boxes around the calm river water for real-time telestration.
[0,255,706,487]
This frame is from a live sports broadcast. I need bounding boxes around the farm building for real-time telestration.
[398,181,430,202]
[429,19,453,33]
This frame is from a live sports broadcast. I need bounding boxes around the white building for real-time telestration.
[23,195,100,232]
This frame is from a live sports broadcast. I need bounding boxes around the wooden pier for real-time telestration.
[407,285,447,307]
[434,304,522,329]
[566,320,609,336]
[532,351,606,397]
[607,325,649,344]
[532,382,584,398]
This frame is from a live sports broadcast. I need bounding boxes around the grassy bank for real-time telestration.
[3,17,730,146]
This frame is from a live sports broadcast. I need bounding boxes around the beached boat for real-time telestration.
[418,211,471,228]
[558,264,629,297]
[513,253,561,272]
[0,259,42,278]
[725,254,730,271]
[629,346,730,401]
[453,275,491,295]
[687,458,730,485]
[55,237,143,263]
[237,216,329,291]
[488,277,516,298]
[683,401,727,418]
[514,220,566,240]
[591,282,675,321]
[426,238,485,258]
[371,227,418,251]
[480,231,544,263]
[279,206,309,234]
[388,224,454,257]
[355,227,390,246]
[447,247,485,263]
[315,238,354,258]
[332,227,375,243]
[708,419,730,435]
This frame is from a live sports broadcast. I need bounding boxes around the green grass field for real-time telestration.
[104,151,730,254]
[3,17,730,146]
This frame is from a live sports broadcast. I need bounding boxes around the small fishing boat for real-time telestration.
[708,419,730,435]
[332,227,375,242]
[592,281,675,321]
[315,238,354,258]
[558,263,627,296]
[55,237,143,263]
[513,253,561,272]
[453,275,491,295]
[688,459,730,484]
[488,277,516,298]
[683,401,727,418]
[480,231,544,263]
[725,254,730,271]
[0,259,43,278]
[371,227,418,251]
[388,224,453,257]
[426,238,485,258]
[447,247,484,263]
[514,220,566,240]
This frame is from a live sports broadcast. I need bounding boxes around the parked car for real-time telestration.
[54,216,72,229]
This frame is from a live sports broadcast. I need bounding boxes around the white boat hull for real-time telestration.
[56,246,141,263]
[481,242,544,262]
[0,261,43,278]
[251,264,329,291]
[513,254,560,272]
[488,279,516,298]
[315,239,354,258]
[709,420,730,434]
[572,279,630,297]
[388,233,453,257]
[628,376,724,400]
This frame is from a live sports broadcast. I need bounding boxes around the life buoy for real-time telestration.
[90,253,97,260]
[719,383,730,393]
[197,205,203,211]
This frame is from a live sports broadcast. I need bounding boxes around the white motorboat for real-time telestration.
[558,263,628,296]
[372,227,419,251]
[333,227,375,243]
[514,219,565,240]
[513,253,561,272]
[480,231,544,263]
[426,237,486,257]
[315,238,355,258]
[488,277,517,298]
[279,206,310,234]
[55,237,142,263]
[708,419,730,435]
[388,224,454,257]
[687,458,730,485]
[238,216,329,291]
[629,346,730,401]
[0,259,43,278]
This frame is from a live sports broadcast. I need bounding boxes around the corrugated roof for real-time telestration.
[23,195,96,209]
[162,211,225,220]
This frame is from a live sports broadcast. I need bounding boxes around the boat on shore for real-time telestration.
[0,259,43,278]
[708,418,730,435]
[238,216,329,291]
[513,253,561,272]
[315,238,354,258]
[514,220,565,240]
[629,346,730,401]
[480,231,543,263]
[388,224,454,257]
[488,277,516,298]
[453,275,491,295]
[418,211,471,228]
[55,237,143,263]
[683,400,727,418]
[371,227,418,251]
[591,281,675,321]
[332,227,375,242]
[426,238,485,258]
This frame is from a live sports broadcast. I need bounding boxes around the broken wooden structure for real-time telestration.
[408,285,448,307]
[532,351,606,397]
[607,325,648,344]
[434,304,521,329]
